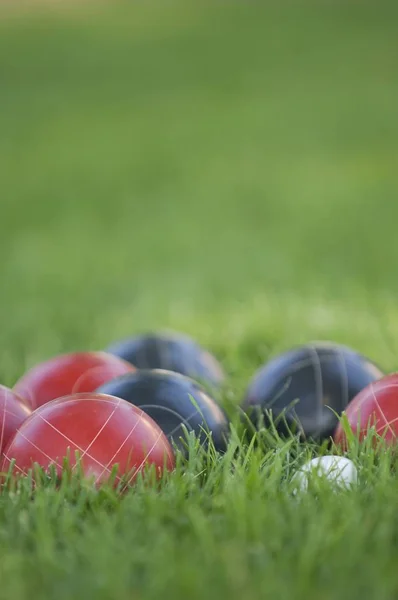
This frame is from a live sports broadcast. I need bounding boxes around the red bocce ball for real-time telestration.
[1,393,175,487]
[334,373,398,448]
[14,351,135,410]
[0,385,31,455]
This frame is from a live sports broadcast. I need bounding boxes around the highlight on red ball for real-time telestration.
[13,352,135,410]
[0,385,31,455]
[334,373,398,448]
[1,393,175,489]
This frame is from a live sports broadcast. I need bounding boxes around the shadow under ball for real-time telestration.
[96,369,230,453]
[105,331,225,390]
[241,342,384,441]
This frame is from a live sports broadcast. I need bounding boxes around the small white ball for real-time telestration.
[292,456,358,492]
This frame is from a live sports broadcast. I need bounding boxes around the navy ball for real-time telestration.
[96,369,230,453]
[241,341,384,441]
[105,331,225,390]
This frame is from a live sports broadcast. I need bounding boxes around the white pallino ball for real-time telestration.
[292,456,358,493]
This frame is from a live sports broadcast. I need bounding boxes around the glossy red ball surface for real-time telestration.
[14,352,135,409]
[1,393,175,487]
[334,373,398,448]
[0,385,31,455]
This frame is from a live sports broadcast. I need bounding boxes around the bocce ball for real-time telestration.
[292,456,357,493]
[14,351,135,410]
[241,341,383,441]
[105,330,225,389]
[0,385,31,454]
[334,372,398,448]
[1,393,175,487]
[96,369,230,453]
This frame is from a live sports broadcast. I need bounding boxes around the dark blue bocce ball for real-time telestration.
[105,331,225,390]
[241,341,384,441]
[96,369,230,453]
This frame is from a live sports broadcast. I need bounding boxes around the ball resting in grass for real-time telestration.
[292,456,358,493]
[105,330,225,390]
[1,393,175,489]
[96,369,230,454]
[0,385,31,455]
[242,341,383,442]
[14,352,135,410]
[334,373,398,449]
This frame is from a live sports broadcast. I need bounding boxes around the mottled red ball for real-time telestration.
[0,385,31,455]
[14,352,135,409]
[1,393,175,487]
[334,373,398,448]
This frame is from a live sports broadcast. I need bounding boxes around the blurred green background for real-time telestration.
[1,0,398,386]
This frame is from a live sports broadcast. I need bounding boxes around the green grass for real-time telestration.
[1,1,398,598]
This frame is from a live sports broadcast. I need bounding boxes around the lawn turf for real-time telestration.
[1,1,398,598]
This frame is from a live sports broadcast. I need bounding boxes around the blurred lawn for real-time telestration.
[0,0,397,397]
[1,4,398,600]
[0,1,398,378]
